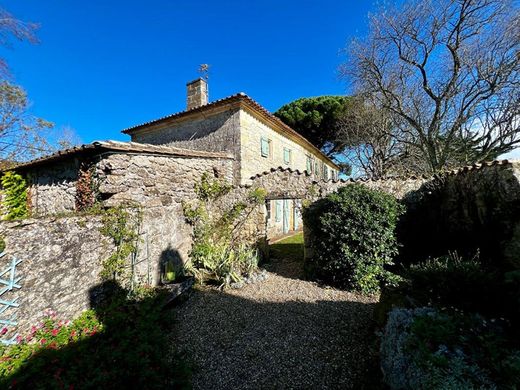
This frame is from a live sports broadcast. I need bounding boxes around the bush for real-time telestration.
[382,253,520,325]
[186,242,259,287]
[303,184,404,294]
[381,307,520,389]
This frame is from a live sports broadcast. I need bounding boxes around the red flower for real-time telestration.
[52,329,59,336]
[40,338,47,345]
[0,327,7,335]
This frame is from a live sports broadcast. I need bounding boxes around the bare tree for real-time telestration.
[0,81,56,162]
[0,8,38,77]
[342,0,520,174]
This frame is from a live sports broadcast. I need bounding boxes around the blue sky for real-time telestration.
[0,1,374,144]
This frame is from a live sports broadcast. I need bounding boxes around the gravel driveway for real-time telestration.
[173,247,380,389]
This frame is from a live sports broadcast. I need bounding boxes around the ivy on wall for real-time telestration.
[1,171,29,220]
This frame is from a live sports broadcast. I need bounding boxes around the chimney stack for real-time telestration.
[186,78,208,110]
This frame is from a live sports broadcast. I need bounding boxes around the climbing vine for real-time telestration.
[75,162,100,212]
[1,171,29,220]
[99,204,142,285]
[182,172,267,287]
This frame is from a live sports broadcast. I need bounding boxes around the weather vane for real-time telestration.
[198,64,210,80]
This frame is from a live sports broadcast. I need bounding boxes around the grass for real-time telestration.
[269,232,304,262]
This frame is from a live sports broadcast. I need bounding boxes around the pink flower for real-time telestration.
[0,327,8,335]
[15,335,22,344]
[40,338,47,345]
[51,329,59,336]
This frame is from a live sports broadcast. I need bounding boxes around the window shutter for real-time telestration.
[261,137,269,157]
[275,200,282,222]
[306,156,312,172]
[283,148,291,164]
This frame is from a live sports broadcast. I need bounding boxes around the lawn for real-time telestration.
[269,232,304,262]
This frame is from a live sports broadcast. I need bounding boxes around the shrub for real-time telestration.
[381,307,520,389]
[186,242,259,287]
[386,253,520,325]
[1,171,28,220]
[303,184,404,294]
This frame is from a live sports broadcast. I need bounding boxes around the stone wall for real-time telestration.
[26,159,80,216]
[95,153,234,285]
[398,161,520,268]
[0,215,114,333]
[129,109,243,183]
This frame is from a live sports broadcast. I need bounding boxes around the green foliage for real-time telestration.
[99,205,142,282]
[303,184,404,294]
[381,307,520,389]
[386,253,520,326]
[1,171,28,220]
[0,287,191,389]
[186,243,259,286]
[184,175,265,287]
[274,95,352,153]
[164,260,176,282]
[195,172,231,201]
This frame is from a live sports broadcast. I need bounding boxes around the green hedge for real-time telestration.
[303,184,404,294]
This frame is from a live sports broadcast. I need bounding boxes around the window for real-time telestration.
[306,155,313,173]
[314,161,320,176]
[275,200,282,222]
[283,148,291,165]
[260,137,271,158]
[323,165,329,180]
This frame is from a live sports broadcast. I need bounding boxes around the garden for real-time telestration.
[303,183,520,389]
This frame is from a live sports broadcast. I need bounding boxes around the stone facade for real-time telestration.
[239,109,338,185]
[26,160,80,216]
[0,216,114,333]
[125,95,339,185]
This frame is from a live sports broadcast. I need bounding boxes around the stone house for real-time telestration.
[121,78,340,237]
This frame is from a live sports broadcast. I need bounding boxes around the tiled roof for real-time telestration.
[249,159,517,183]
[121,93,340,170]
[10,140,233,170]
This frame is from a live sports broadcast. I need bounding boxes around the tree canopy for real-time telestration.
[274,96,352,155]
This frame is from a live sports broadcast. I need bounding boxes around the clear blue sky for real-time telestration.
[0,1,374,144]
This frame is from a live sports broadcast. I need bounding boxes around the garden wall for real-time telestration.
[0,215,114,333]
[398,161,520,267]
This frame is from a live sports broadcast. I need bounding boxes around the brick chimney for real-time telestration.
[186,78,208,110]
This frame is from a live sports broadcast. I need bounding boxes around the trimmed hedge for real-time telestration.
[303,184,404,294]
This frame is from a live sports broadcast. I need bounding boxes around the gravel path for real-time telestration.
[173,251,380,389]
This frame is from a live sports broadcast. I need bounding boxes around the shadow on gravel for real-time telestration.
[174,288,381,390]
